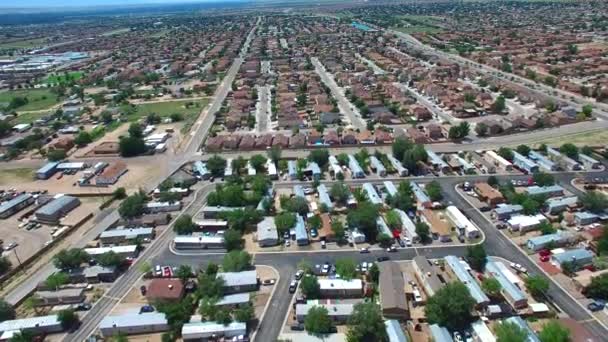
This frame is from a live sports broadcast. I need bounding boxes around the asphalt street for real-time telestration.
[312,57,366,129]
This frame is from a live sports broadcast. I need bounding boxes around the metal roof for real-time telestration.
[471,320,496,342]
[295,215,307,242]
[100,312,167,329]
[552,248,594,265]
[429,324,453,342]
[495,204,523,215]
[257,217,278,241]
[485,261,526,304]
[293,185,306,198]
[363,183,382,205]
[84,245,137,255]
[385,320,408,342]
[377,216,392,236]
[387,155,407,175]
[99,227,153,239]
[217,270,257,287]
[215,293,250,307]
[505,316,541,342]
[410,182,430,204]
[348,155,364,176]
[0,315,60,334]
[445,256,489,305]
[174,235,224,244]
[0,193,32,214]
[395,209,417,240]
[317,184,333,210]
[318,278,363,291]
[384,181,398,197]
[35,195,79,216]
[524,185,563,197]
[296,303,354,317]
[181,321,246,337]
[37,161,60,174]
[426,149,449,169]
[370,156,386,174]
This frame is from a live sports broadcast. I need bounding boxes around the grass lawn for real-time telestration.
[392,25,443,34]
[0,88,60,112]
[101,28,131,36]
[0,168,34,185]
[392,15,444,34]
[0,37,47,50]
[121,99,209,122]
[13,111,52,125]
[530,129,608,147]
[43,72,84,86]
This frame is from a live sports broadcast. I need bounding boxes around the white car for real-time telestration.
[509,262,528,274]
[404,237,412,247]
[285,240,291,247]
[360,247,370,253]
[321,264,330,274]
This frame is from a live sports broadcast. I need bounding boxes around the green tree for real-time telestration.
[119,136,146,157]
[97,251,126,268]
[481,277,502,297]
[156,296,196,333]
[74,131,93,147]
[465,245,487,272]
[425,181,443,201]
[538,320,570,342]
[308,215,322,230]
[487,176,499,188]
[224,229,243,251]
[113,187,127,199]
[533,172,555,187]
[346,302,388,342]
[377,233,393,248]
[175,265,193,284]
[392,137,413,160]
[301,275,321,298]
[335,258,358,280]
[308,149,330,167]
[368,263,380,283]
[582,104,593,117]
[47,149,66,161]
[425,282,475,331]
[347,202,379,242]
[232,157,247,175]
[491,95,506,113]
[0,299,15,322]
[128,123,143,138]
[385,210,401,229]
[284,197,310,216]
[415,221,431,243]
[304,306,333,335]
[0,257,11,276]
[234,303,254,322]
[331,221,346,243]
[58,309,79,330]
[53,248,90,270]
[9,330,35,342]
[498,147,514,161]
[581,191,608,213]
[267,145,282,163]
[118,191,146,219]
[330,182,350,205]
[173,214,196,235]
[559,143,578,159]
[586,273,608,300]
[475,122,488,136]
[206,155,227,177]
[274,212,296,234]
[496,321,529,342]
[525,275,549,299]
[516,144,531,157]
[249,154,267,172]
[222,250,251,272]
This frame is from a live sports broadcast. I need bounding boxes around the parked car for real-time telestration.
[262,279,276,286]
[540,255,550,262]
[289,280,298,293]
[360,247,370,253]
[75,303,92,311]
[377,256,390,262]
[509,262,527,274]
[387,246,397,252]
[588,301,605,312]
[290,323,305,331]
[140,305,155,313]
[321,240,326,249]
[295,270,304,280]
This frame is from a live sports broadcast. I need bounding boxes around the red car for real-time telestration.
[539,249,551,257]
[540,255,550,262]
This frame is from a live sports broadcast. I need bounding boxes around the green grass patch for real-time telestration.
[43,72,84,86]
[0,168,34,185]
[0,38,47,50]
[392,25,443,34]
[392,15,444,34]
[0,88,60,112]
[13,111,52,125]
[120,99,209,122]
[101,28,130,37]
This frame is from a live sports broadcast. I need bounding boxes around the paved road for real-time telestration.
[255,85,271,133]
[356,53,385,75]
[153,171,608,341]
[311,57,366,129]
[65,184,214,342]
[393,82,458,125]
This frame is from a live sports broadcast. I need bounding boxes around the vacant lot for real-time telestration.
[0,37,47,50]
[0,88,59,112]
[533,128,608,147]
[121,98,209,122]
[392,15,444,34]
[0,168,35,186]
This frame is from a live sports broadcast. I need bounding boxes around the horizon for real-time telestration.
[0,0,248,10]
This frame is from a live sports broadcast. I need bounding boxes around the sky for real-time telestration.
[0,0,244,9]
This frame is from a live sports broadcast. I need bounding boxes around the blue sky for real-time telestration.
[0,0,241,8]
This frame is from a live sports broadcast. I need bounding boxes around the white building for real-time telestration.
[446,206,480,239]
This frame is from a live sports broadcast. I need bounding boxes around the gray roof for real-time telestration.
[293,185,305,198]
[99,313,167,329]
[363,183,382,205]
[528,151,556,171]
[35,195,79,216]
[36,288,84,299]
[0,315,60,334]
[485,261,526,304]
[505,316,541,342]
[99,227,153,239]
[377,217,392,236]
[370,156,386,174]
[445,256,489,305]
[295,215,308,242]
[317,184,333,210]
[295,303,354,317]
[385,320,409,342]
[217,270,258,287]
[384,181,398,197]
[215,293,250,306]
[257,217,278,241]
[308,162,321,175]
[552,248,594,265]
[411,182,430,204]
[426,149,449,169]
[83,265,116,277]
[0,193,32,214]
[429,324,453,342]
[495,204,523,216]
[348,155,364,176]
[37,162,60,174]
[524,185,563,197]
